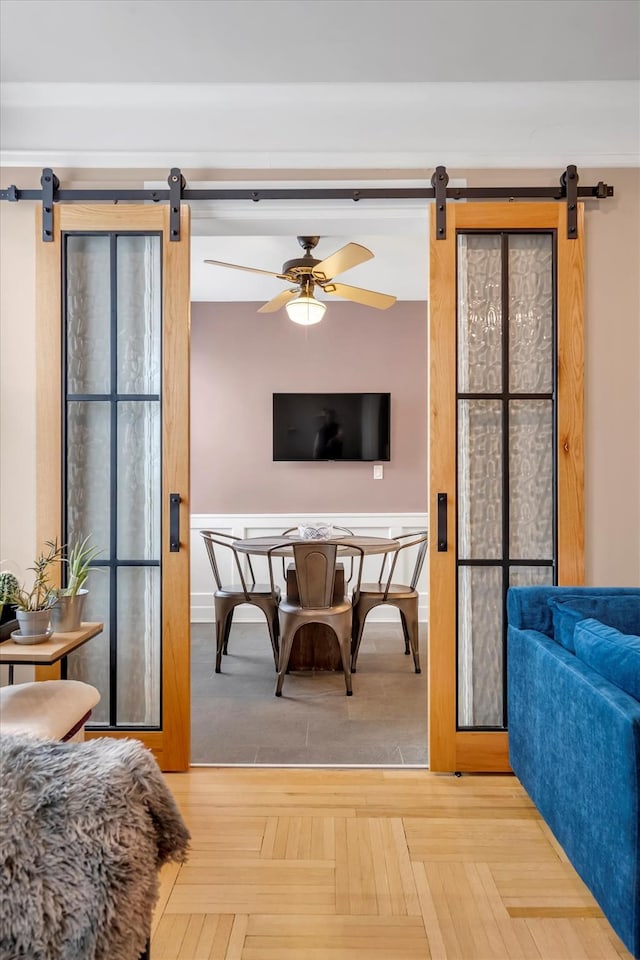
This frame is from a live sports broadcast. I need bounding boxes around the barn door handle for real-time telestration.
[437,493,448,552]
[170,493,181,552]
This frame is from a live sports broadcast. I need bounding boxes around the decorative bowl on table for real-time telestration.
[297,522,335,540]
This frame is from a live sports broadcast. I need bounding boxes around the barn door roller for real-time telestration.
[0,165,615,243]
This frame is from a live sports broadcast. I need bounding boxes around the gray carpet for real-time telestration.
[191,621,428,766]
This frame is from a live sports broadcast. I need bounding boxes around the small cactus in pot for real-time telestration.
[0,571,20,626]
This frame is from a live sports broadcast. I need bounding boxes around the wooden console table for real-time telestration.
[0,622,104,684]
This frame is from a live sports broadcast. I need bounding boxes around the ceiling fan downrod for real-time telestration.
[298,236,320,255]
[282,236,322,276]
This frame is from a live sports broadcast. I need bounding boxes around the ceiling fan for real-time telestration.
[204,236,396,325]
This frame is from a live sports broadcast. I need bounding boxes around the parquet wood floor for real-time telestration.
[152,768,631,959]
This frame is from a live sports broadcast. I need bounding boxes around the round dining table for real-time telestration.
[233,534,400,671]
[234,534,400,558]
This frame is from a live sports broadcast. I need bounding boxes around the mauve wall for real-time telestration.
[191,300,428,513]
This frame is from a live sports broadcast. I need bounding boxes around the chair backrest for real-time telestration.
[279,527,354,582]
[377,531,429,597]
[291,542,339,608]
[406,531,429,590]
[200,530,255,599]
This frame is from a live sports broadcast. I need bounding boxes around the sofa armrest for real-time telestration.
[508,623,640,957]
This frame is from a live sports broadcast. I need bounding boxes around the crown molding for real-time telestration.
[2,80,638,170]
[0,79,636,107]
[2,150,639,171]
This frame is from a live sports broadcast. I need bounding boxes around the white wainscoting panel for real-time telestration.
[191,513,428,624]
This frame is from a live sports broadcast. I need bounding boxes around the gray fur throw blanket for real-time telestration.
[0,735,190,960]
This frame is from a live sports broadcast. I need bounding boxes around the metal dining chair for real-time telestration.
[270,540,364,697]
[279,524,355,583]
[350,530,428,674]
[200,530,280,672]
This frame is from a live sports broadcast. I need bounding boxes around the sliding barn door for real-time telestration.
[428,202,584,772]
[36,204,191,771]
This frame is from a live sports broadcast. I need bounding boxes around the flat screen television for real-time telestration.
[273,392,390,462]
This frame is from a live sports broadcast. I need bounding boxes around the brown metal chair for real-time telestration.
[271,540,363,697]
[200,530,280,673]
[350,531,428,674]
[279,524,355,583]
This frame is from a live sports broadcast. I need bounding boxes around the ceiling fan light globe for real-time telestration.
[285,295,326,326]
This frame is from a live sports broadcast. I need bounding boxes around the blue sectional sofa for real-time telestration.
[507,586,640,959]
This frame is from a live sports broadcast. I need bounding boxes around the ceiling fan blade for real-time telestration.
[257,289,299,313]
[322,282,396,310]
[204,258,289,281]
[312,242,374,281]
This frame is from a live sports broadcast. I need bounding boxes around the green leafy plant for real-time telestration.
[4,540,64,612]
[63,536,102,596]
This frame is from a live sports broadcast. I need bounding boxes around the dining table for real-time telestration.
[234,534,400,671]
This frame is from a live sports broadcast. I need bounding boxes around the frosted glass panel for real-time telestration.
[509,401,553,559]
[66,401,111,555]
[66,236,111,394]
[116,566,161,726]
[67,569,111,725]
[458,566,503,727]
[509,235,553,393]
[65,230,164,730]
[458,234,502,393]
[509,566,554,587]
[456,232,557,733]
[458,400,502,559]
[117,402,161,560]
[117,235,161,395]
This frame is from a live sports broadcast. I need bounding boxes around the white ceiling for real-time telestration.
[2,0,639,83]
[1,0,637,303]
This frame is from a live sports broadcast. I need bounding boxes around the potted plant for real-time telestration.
[0,571,20,640]
[50,536,101,633]
[4,540,64,642]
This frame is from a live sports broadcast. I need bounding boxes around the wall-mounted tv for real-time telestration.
[273,393,391,462]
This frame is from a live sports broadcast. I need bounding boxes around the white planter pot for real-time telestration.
[50,589,88,633]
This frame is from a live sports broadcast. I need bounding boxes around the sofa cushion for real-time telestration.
[574,618,640,700]
[547,595,640,653]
